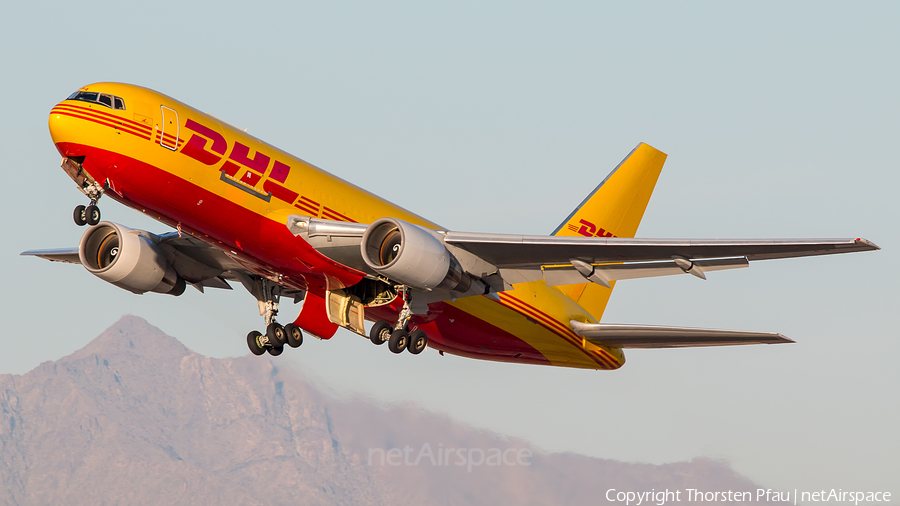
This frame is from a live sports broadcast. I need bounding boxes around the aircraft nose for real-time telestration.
[48,101,83,158]
[48,103,64,143]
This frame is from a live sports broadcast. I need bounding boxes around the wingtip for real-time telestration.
[855,238,881,250]
[778,334,795,344]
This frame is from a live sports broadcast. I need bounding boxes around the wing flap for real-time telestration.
[569,320,793,348]
[541,257,749,286]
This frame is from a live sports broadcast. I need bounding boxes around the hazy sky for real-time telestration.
[2,0,897,495]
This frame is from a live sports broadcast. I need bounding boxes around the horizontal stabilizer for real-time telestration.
[569,320,793,348]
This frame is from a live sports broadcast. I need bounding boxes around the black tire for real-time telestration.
[85,205,100,226]
[388,329,409,354]
[267,346,284,356]
[73,205,87,226]
[284,323,303,348]
[408,329,428,355]
[247,331,265,356]
[267,322,286,348]
[369,321,392,346]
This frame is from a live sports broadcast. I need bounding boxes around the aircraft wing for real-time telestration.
[21,232,244,291]
[569,321,794,348]
[444,233,879,268]
[20,248,81,263]
[288,216,879,289]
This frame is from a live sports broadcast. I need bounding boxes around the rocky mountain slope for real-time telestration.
[0,316,761,505]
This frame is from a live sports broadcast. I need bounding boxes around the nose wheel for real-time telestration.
[73,203,100,226]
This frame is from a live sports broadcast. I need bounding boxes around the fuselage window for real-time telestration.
[67,90,126,111]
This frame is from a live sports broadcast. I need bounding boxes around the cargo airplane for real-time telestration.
[23,83,880,370]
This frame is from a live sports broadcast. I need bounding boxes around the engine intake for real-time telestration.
[79,222,184,296]
[361,218,473,292]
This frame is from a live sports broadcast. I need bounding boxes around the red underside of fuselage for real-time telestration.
[56,141,552,366]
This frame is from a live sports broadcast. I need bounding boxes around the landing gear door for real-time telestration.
[326,290,366,336]
[159,106,179,151]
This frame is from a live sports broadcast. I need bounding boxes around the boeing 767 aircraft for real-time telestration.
[23,83,879,370]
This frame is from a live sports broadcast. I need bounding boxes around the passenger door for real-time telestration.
[159,106,179,151]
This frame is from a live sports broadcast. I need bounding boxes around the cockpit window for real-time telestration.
[67,90,126,111]
[68,91,98,102]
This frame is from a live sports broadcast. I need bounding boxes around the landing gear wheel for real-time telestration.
[284,323,303,348]
[267,322,286,348]
[408,329,428,355]
[388,329,409,354]
[267,346,284,356]
[247,331,265,356]
[73,205,87,226]
[370,321,392,346]
[85,205,100,226]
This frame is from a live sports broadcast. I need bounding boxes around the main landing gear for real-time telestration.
[368,286,429,355]
[244,278,304,357]
[368,321,428,355]
[247,322,303,356]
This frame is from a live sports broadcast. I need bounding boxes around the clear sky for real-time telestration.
[2,0,897,495]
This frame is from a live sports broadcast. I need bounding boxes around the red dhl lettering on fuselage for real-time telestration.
[567,219,617,238]
[180,118,296,203]
[178,118,355,223]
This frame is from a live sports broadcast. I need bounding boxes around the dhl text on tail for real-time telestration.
[23,83,880,370]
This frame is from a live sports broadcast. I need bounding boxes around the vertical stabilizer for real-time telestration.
[552,143,667,320]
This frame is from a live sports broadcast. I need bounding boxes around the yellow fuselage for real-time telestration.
[49,82,623,369]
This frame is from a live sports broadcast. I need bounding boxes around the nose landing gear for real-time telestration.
[64,156,105,226]
[74,202,101,226]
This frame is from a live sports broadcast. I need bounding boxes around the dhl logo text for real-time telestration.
[180,119,297,204]
[179,118,355,223]
[568,219,616,238]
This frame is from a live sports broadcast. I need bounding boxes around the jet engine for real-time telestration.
[78,222,185,296]
[361,218,477,293]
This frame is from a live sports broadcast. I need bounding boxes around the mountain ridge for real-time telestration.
[0,316,763,505]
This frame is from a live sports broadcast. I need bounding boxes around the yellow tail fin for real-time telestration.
[553,143,667,320]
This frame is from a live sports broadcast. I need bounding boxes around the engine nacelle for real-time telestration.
[78,222,185,296]
[361,218,474,292]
